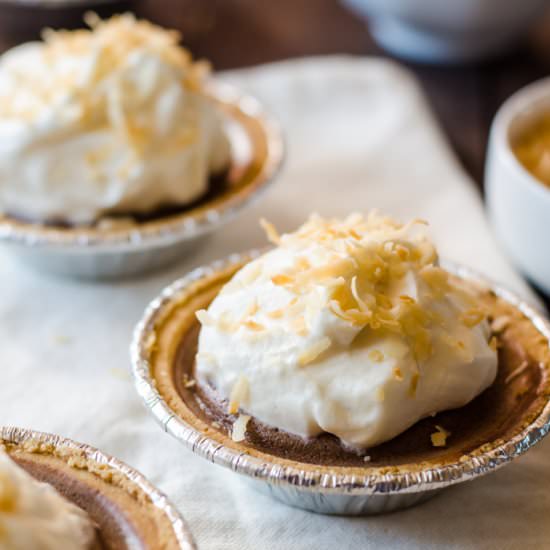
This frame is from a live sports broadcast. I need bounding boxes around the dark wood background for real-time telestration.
[136,0,550,186]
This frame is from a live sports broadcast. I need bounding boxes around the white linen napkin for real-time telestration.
[1,57,548,550]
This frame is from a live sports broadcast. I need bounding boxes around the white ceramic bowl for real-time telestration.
[486,77,550,296]
[342,0,548,63]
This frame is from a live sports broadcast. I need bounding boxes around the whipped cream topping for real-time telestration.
[195,213,498,449]
[0,14,230,224]
[0,451,96,549]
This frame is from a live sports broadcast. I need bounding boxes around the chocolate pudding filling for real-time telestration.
[3,440,183,550]
[148,263,550,471]
[5,170,230,229]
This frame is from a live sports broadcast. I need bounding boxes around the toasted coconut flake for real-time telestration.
[291,316,309,336]
[431,425,451,447]
[393,367,404,381]
[266,308,284,319]
[195,309,215,326]
[460,308,486,328]
[242,319,265,332]
[243,299,259,318]
[419,265,449,293]
[399,294,416,305]
[298,337,331,366]
[408,372,420,397]
[491,315,510,333]
[368,349,384,363]
[505,360,529,384]
[271,274,294,286]
[350,276,368,312]
[395,244,410,260]
[182,374,196,389]
[489,335,499,352]
[295,257,311,270]
[231,415,251,442]
[259,218,281,244]
[228,375,249,414]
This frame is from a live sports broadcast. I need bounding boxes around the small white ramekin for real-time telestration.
[486,77,550,296]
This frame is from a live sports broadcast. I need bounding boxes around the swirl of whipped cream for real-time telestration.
[0,14,230,225]
[195,213,498,450]
[0,451,96,549]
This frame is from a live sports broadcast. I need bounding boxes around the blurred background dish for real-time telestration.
[486,77,550,295]
[0,81,283,279]
[342,0,549,63]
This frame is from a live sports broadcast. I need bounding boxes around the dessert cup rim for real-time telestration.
[0,81,284,253]
[1,425,197,550]
[131,250,550,495]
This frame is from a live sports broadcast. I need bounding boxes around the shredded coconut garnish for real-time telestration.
[182,374,196,389]
[1,14,209,150]
[252,213,455,362]
[505,360,529,384]
[260,218,281,245]
[298,337,331,366]
[393,367,404,381]
[491,316,510,333]
[460,308,486,328]
[228,375,249,414]
[231,415,251,442]
[368,349,384,363]
[431,425,451,447]
[409,372,420,397]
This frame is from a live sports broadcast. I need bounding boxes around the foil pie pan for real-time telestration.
[0,82,284,280]
[131,251,550,516]
[1,426,196,549]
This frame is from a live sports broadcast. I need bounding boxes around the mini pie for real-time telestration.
[133,214,550,487]
[0,13,230,227]
[1,428,195,550]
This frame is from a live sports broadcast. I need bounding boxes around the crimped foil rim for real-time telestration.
[1,426,197,550]
[0,82,284,253]
[130,251,550,495]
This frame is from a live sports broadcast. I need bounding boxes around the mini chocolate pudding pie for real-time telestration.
[1,427,196,549]
[0,13,230,226]
[0,14,283,279]
[132,213,550,515]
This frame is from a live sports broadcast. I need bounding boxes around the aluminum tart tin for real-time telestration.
[0,82,284,280]
[1,426,196,549]
[130,251,550,516]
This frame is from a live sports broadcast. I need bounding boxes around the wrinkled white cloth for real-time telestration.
[1,57,548,550]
